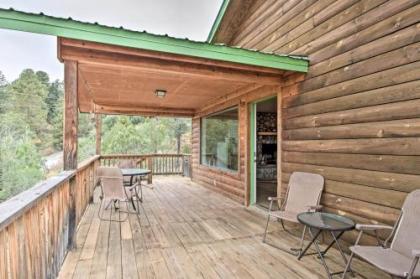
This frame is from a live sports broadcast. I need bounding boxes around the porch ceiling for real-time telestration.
[59,38,289,117]
[0,8,309,117]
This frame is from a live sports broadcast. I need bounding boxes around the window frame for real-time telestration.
[199,106,240,173]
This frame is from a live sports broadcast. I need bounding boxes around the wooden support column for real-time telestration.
[63,61,78,249]
[63,61,79,170]
[277,88,283,204]
[95,113,102,155]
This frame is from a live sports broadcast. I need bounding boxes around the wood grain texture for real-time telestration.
[211,0,420,247]
[57,176,387,279]
[0,157,99,279]
[63,61,79,170]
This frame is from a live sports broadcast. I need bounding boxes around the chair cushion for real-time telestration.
[350,245,420,277]
[268,210,299,223]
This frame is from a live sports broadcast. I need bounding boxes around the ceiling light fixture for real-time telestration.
[155,89,167,98]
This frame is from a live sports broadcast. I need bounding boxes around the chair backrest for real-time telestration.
[96,166,126,200]
[118,160,135,168]
[284,172,324,213]
[391,189,420,258]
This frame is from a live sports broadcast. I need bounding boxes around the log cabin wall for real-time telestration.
[213,0,420,244]
[191,85,281,205]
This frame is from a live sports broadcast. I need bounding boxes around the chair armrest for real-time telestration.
[412,250,420,257]
[267,196,282,201]
[355,224,393,231]
[306,205,323,212]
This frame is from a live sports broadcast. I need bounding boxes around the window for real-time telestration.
[200,107,238,171]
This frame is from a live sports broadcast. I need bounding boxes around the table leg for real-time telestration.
[298,228,322,260]
[330,231,355,277]
[308,228,333,279]
[322,231,344,255]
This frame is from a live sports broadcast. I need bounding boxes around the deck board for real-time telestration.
[58,176,387,279]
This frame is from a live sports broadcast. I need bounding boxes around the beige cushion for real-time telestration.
[350,245,420,277]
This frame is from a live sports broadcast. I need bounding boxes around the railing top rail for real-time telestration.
[77,155,100,172]
[0,155,101,231]
[0,170,75,230]
[100,154,191,158]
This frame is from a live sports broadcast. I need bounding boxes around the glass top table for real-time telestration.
[121,168,151,177]
[120,168,151,207]
[298,212,355,232]
[297,212,355,279]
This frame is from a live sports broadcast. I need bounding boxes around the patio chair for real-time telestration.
[262,171,324,255]
[96,166,141,222]
[342,189,420,279]
[117,158,146,186]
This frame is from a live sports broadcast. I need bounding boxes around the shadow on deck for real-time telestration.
[58,176,387,279]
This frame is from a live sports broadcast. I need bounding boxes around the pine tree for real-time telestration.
[6,69,49,146]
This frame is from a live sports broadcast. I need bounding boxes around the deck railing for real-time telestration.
[0,155,100,279]
[100,154,192,176]
[0,153,190,278]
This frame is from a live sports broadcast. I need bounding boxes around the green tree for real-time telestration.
[35,70,50,86]
[169,118,190,154]
[51,92,64,150]
[102,116,146,154]
[0,113,44,201]
[0,71,7,114]
[45,80,63,124]
[78,113,96,161]
[5,69,49,146]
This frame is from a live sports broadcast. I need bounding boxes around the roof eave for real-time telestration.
[206,0,230,43]
[0,8,309,73]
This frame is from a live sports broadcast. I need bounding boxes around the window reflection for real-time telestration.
[200,107,238,171]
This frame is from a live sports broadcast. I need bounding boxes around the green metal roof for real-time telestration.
[0,8,309,72]
[207,0,230,43]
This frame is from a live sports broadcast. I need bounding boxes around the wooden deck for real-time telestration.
[58,176,386,279]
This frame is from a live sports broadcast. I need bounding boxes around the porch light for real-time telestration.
[155,89,167,98]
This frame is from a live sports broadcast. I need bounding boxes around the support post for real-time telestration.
[277,88,283,207]
[63,61,78,170]
[63,60,78,250]
[95,113,102,155]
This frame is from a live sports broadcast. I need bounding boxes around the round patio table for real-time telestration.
[120,168,151,209]
[121,168,151,186]
[297,212,355,279]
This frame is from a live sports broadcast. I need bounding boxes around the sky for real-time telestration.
[0,0,222,81]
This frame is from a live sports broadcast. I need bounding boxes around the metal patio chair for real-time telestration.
[117,158,146,186]
[96,166,141,222]
[262,171,324,255]
[342,189,420,279]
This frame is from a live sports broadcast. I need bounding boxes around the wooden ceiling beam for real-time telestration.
[92,104,195,117]
[60,46,284,85]
[59,37,286,75]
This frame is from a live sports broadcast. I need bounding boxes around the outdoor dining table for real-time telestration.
[120,168,151,208]
[297,212,355,279]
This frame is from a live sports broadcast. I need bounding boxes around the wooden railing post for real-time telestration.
[147,157,153,184]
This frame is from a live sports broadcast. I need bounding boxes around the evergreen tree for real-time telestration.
[169,118,190,154]
[6,69,49,145]
[0,71,8,114]
[45,80,63,124]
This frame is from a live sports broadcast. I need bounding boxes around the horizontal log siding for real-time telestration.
[228,0,420,239]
